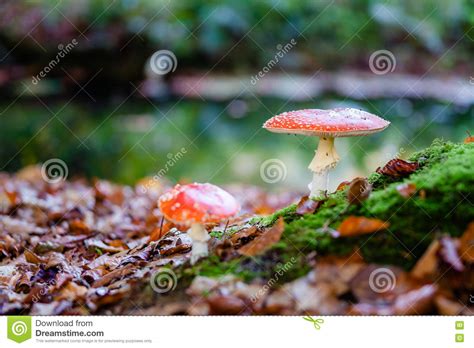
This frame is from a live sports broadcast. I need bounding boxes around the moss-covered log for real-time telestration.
[187,140,474,283]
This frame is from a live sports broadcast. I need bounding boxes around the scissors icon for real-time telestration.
[303,316,324,330]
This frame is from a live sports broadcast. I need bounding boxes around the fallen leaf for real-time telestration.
[229,226,259,245]
[376,159,419,178]
[349,284,437,315]
[238,218,284,256]
[350,265,402,303]
[30,300,73,316]
[396,183,417,198]
[438,236,464,272]
[15,165,43,182]
[207,295,247,315]
[338,216,389,237]
[57,282,88,301]
[411,240,440,279]
[186,276,219,296]
[393,284,437,315]
[69,219,91,235]
[347,177,372,205]
[336,181,351,192]
[434,294,464,315]
[459,222,474,263]
[214,239,237,261]
[149,220,173,242]
[160,243,191,256]
[296,196,325,215]
[419,189,426,199]
[92,264,135,288]
[85,239,124,253]
[24,249,46,264]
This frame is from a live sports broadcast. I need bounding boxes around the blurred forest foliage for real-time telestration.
[0,0,473,187]
[0,0,472,90]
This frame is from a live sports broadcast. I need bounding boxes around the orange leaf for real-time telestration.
[149,220,173,242]
[459,222,474,263]
[347,177,372,205]
[338,216,389,237]
[336,181,351,192]
[296,196,325,215]
[238,218,284,256]
[396,183,416,198]
[69,219,91,235]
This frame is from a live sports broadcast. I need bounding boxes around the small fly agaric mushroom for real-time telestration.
[158,183,240,264]
[263,108,390,197]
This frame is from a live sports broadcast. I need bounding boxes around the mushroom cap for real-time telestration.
[158,183,240,225]
[263,108,390,137]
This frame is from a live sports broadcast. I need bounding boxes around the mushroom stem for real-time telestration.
[309,170,329,198]
[308,136,340,197]
[188,222,210,265]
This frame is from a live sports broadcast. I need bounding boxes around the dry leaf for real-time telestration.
[459,222,474,263]
[238,218,284,256]
[160,243,191,256]
[393,284,437,315]
[434,294,464,315]
[438,236,464,272]
[338,216,389,237]
[207,295,247,315]
[296,196,325,215]
[411,240,440,279]
[336,181,351,192]
[349,284,437,315]
[149,220,173,242]
[396,183,417,198]
[69,219,91,235]
[230,226,259,245]
[347,177,372,205]
[24,249,46,264]
[376,159,419,178]
[85,239,124,253]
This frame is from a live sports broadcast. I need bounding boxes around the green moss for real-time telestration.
[181,141,474,283]
[182,256,263,282]
[277,141,473,268]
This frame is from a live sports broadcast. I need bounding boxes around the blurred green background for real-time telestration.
[0,0,473,191]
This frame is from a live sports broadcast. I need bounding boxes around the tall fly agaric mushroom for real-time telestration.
[263,108,390,197]
[158,183,240,264]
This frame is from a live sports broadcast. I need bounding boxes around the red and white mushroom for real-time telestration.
[263,108,390,197]
[158,183,240,264]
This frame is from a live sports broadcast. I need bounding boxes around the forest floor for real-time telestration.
[0,139,473,315]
